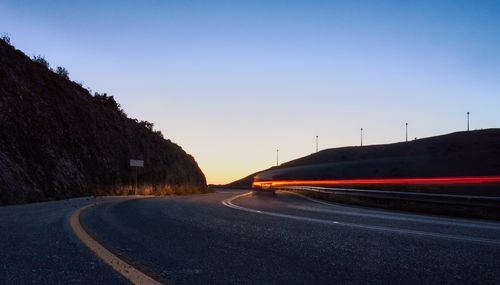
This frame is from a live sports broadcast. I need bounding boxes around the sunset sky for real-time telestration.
[2,0,500,184]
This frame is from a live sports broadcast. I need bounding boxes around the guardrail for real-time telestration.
[273,186,500,207]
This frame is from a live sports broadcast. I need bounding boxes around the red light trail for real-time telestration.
[252,176,500,188]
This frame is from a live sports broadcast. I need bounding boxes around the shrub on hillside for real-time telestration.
[1,32,10,44]
[93,92,126,116]
[32,55,49,68]
[139,120,154,130]
[154,130,164,138]
[56,66,69,79]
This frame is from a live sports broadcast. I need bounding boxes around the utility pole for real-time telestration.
[360,128,363,147]
[316,135,319,153]
[467,112,470,131]
[405,122,408,142]
[276,148,279,166]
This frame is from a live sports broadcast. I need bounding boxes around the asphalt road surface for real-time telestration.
[2,190,500,284]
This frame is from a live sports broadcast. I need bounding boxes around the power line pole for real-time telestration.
[276,148,279,166]
[405,122,408,142]
[360,128,363,147]
[467,112,470,131]
[316,135,319,153]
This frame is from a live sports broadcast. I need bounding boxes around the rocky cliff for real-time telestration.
[0,39,207,205]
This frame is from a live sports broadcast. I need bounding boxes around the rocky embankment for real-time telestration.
[0,39,207,205]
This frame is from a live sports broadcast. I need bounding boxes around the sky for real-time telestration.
[1,0,500,184]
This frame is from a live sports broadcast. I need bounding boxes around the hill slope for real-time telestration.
[0,39,207,205]
[230,129,500,187]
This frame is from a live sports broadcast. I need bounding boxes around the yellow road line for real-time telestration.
[70,204,165,285]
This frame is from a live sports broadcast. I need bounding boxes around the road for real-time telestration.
[1,190,500,284]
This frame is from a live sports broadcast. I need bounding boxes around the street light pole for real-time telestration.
[316,136,319,153]
[276,148,279,166]
[360,128,363,147]
[405,122,408,142]
[467,112,470,131]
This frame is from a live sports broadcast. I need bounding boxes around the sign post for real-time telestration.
[130,160,144,195]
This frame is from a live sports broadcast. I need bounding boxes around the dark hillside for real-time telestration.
[227,170,266,188]
[282,130,500,170]
[0,39,207,205]
[230,129,500,187]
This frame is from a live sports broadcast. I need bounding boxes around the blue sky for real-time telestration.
[1,0,500,183]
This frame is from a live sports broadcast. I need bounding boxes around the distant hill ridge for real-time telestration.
[0,38,207,205]
[229,129,500,187]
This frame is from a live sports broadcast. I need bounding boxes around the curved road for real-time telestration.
[2,190,500,284]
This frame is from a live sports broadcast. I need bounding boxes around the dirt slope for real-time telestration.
[0,39,207,204]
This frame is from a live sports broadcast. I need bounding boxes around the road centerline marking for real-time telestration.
[70,203,164,285]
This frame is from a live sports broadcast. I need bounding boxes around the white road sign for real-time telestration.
[130,160,144,167]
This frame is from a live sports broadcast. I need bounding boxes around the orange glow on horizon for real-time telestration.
[252,176,500,188]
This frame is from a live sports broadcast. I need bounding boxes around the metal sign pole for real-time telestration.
[130,159,144,196]
[135,167,138,195]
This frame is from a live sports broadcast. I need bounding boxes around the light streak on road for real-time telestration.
[252,176,500,188]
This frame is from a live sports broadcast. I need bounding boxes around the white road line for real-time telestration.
[221,192,500,247]
[284,191,500,230]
